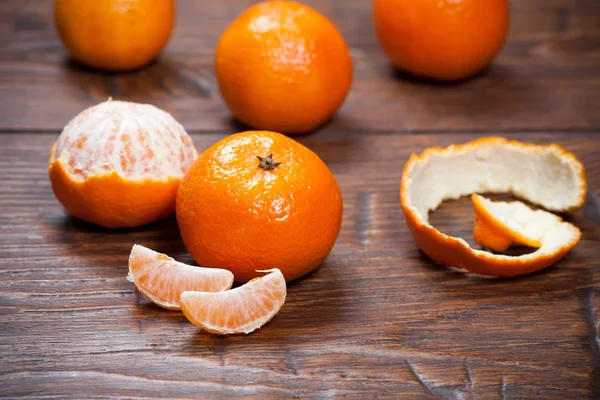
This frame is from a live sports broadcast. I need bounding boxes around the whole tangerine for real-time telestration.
[215,1,353,134]
[54,0,175,71]
[49,100,197,228]
[176,131,343,282]
[374,0,509,81]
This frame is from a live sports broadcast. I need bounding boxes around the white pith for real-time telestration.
[50,100,197,181]
[474,194,563,244]
[403,138,584,260]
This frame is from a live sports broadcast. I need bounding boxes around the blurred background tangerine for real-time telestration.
[2,0,596,135]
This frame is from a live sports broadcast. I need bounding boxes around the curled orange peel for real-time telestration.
[471,193,582,254]
[472,194,542,251]
[400,137,586,277]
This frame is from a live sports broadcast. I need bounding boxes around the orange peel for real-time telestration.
[473,193,563,252]
[400,137,585,277]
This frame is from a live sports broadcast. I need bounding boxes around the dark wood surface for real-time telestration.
[1,1,600,398]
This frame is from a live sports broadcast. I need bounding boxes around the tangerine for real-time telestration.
[49,100,197,228]
[215,1,353,134]
[374,0,509,81]
[176,131,343,282]
[54,0,174,71]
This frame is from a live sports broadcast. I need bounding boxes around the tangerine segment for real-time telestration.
[128,245,234,310]
[180,269,286,335]
[472,194,551,252]
[401,137,585,277]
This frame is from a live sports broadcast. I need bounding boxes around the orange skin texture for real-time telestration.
[215,1,353,134]
[54,0,174,71]
[400,138,585,277]
[374,0,509,81]
[471,194,541,252]
[49,160,180,229]
[176,131,343,283]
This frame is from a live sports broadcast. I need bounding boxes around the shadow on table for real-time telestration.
[414,247,592,299]
[388,61,513,86]
[397,191,595,299]
[183,261,353,346]
[385,62,539,125]
[49,212,190,263]
[60,55,216,102]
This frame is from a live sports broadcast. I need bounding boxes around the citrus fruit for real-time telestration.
[374,0,509,81]
[54,0,174,71]
[176,130,343,282]
[128,245,234,310]
[400,137,585,277]
[215,1,353,134]
[49,99,197,228]
[181,269,286,335]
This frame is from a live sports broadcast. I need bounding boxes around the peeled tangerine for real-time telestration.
[49,99,197,228]
[400,137,586,277]
[128,245,234,310]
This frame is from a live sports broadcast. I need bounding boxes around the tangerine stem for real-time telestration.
[257,154,281,170]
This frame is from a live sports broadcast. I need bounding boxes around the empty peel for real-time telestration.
[400,137,585,277]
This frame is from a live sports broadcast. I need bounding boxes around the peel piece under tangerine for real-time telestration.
[128,245,234,310]
[180,269,286,335]
[472,194,553,252]
[400,137,585,277]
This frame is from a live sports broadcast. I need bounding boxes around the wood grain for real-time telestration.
[2,0,600,397]
[1,132,599,398]
[0,0,599,132]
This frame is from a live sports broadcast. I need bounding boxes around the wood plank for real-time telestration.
[0,0,599,132]
[1,132,599,398]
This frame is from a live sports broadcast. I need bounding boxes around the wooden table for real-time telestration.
[1,1,600,398]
